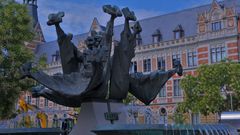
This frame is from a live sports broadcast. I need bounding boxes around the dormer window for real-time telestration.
[52,50,60,62]
[212,21,222,31]
[152,29,162,44]
[175,31,181,39]
[136,34,142,46]
[173,25,184,39]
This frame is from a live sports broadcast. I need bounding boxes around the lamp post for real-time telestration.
[221,85,233,111]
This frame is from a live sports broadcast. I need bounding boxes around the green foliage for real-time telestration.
[123,93,135,105]
[179,61,240,116]
[170,112,186,124]
[0,0,35,119]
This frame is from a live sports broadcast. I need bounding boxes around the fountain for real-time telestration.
[17,4,238,135]
[92,124,238,135]
[0,99,75,135]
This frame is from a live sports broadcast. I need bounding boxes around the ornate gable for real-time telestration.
[226,8,234,17]
[211,0,220,10]
[198,14,207,33]
[88,18,105,36]
[25,22,45,51]
[225,8,236,28]
[34,22,45,43]
[198,14,206,23]
[210,0,224,21]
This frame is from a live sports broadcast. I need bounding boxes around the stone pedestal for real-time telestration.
[69,102,126,135]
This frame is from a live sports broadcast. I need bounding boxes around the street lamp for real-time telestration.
[220,85,233,111]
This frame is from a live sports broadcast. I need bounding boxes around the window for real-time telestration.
[157,57,165,71]
[175,32,181,39]
[212,22,222,31]
[211,46,225,63]
[51,50,60,62]
[130,61,137,73]
[172,54,181,67]
[136,34,142,46]
[173,25,184,39]
[153,36,160,43]
[159,85,166,97]
[144,108,152,124]
[187,51,197,67]
[27,96,31,104]
[173,79,182,97]
[36,98,40,107]
[44,98,48,107]
[143,59,151,72]
[152,29,161,43]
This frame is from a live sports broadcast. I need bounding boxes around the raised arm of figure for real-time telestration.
[47,12,66,39]
[103,5,122,45]
[47,12,82,74]
[128,61,183,105]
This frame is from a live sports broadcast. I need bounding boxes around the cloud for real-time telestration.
[15,0,163,41]
[35,0,162,41]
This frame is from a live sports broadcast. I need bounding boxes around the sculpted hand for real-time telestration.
[132,21,142,34]
[173,60,183,76]
[47,12,65,26]
[103,5,122,18]
[122,7,137,21]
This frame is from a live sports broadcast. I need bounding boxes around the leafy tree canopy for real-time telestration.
[179,61,240,116]
[0,0,37,119]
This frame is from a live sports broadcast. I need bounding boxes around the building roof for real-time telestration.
[35,0,240,64]
[35,33,88,63]
[113,0,240,45]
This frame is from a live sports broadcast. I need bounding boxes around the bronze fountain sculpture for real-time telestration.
[20,5,183,107]
[18,5,240,135]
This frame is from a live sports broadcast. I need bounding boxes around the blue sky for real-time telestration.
[18,0,215,41]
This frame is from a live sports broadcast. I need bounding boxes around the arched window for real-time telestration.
[159,107,167,124]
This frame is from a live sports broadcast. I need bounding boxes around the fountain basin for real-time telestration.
[0,128,63,135]
[92,124,238,135]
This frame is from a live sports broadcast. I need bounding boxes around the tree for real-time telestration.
[179,60,240,116]
[0,0,36,119]
[123,93,136,105]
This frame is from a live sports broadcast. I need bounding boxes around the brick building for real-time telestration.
[30,0,240,124]
[22,0,75,127]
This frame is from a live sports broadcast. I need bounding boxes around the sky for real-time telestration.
[17,0,214,42]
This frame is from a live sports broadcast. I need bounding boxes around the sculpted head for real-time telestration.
[85,31,104,49]
[85,37,95,50]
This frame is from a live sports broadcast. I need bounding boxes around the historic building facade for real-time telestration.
[131,0,240,124]
[27,0,240,125]
[22,0,75,127]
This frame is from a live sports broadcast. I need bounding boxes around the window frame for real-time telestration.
[36,98,40,107]
[157,57,166,71]
[136,34,142,46]
[187,51,197,67]
[44,98,48,107]
[173,79,182,97]
[212,21,222,31]
[143,59,151,72]
[130,61,138,73]
[159,85,166,97]
[210,46,226,63]
[27,96,32,104]
[172,53,181,67]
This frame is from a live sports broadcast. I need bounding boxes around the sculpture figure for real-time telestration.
[20,5,183,107]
